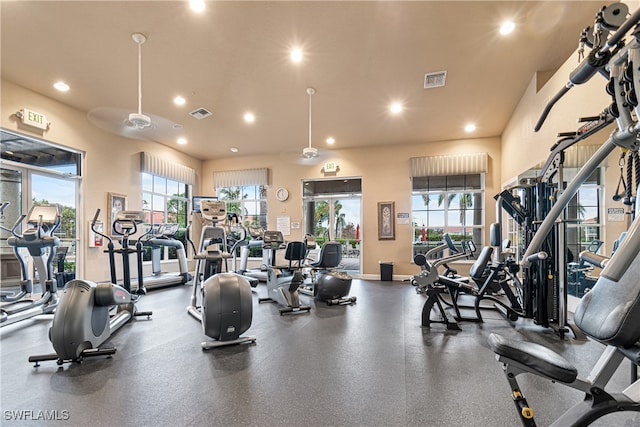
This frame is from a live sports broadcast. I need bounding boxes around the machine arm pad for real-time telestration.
[94,283,132,306]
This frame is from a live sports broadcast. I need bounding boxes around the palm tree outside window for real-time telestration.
[411,174,483,259]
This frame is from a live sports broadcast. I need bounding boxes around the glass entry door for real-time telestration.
[304,199,359,242]
[302,178,362,276]
[0,168,23,287]
[1,129,83,284]
[31,172,78,283]
[0,166,78,290]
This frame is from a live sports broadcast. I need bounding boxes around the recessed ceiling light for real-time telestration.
[390,102,403,114]
[53,81,70,92]
[500,21,515,35]
[243,112,255,123]
[230,147,239,153]
[290,48,303,63]
[326,137,335,145]
[464,123,477,132]
[190,0,205,13]
[173,96,186,106]
[177,137,187,145]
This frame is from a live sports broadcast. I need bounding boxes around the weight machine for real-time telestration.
[490,3,640,425]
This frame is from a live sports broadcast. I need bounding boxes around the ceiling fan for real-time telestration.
[87,33,182,142]
[281,87,336,165]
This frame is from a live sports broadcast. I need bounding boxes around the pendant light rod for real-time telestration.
[307,87,315,149]
[132,33,147,115]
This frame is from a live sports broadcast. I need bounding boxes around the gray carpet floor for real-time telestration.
[1,279,639,426]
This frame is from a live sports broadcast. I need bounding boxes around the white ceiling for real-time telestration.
[1,1,605,161]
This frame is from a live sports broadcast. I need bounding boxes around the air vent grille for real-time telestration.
[424,71,447,89]
[189,107,213,120]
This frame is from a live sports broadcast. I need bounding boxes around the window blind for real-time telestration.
[410,152,488,177]
[140,152,196,185]
[213,168,269,188]
[564,144,600,168]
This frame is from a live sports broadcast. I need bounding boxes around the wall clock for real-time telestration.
[276,187,289,202]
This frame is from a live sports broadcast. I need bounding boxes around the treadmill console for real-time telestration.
[157,223,179,237]
[263,230,284,246]
[248,225,264,239]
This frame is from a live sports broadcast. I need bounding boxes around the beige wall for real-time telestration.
[6,28,631,282]
[1,80,202,281]
[203,137,501,278]
[500,1,639,182]
[2,77,500,282]
[501,46,630,255]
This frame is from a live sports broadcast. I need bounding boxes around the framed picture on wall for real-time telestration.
[107,192,127,237]
[378,201,395,240]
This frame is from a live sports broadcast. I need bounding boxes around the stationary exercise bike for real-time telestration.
[29,209,152,366]
[259,231,311,314]
[1,203,61,327]
[299,237,356,306]
[187,200,256,349]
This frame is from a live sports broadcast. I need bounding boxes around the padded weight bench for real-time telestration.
[488,218,640,426]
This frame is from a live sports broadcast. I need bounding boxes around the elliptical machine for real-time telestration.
[1,203,61,327]
[29,209,152,366]
[187,200,255,349]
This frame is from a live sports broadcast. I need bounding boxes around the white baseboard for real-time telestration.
[360,274,412,282]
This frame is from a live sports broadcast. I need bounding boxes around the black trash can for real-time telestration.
[380,262,393,281]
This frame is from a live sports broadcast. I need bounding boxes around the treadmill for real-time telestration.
[142,223,192,289]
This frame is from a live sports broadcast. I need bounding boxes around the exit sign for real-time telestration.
[324,162,338,173]
[20,108,49,130]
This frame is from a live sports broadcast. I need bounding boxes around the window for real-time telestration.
[1,129,81,175]
[216,185,267,228]
[412,174,484,258]
[216,185,267,257]
[1,129,81,280]
[141,173,190,260]
[566,168,602,263]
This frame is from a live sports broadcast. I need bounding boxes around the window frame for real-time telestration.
[216,184,268,258]
[411,173,484,260]
[566,167,604,262]
[141,172,191,261]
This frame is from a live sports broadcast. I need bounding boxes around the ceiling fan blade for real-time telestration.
[86,34,184,144]
[280,147,339,166]
[88,107,183,143]
[312,148,339,165]
[279,148,305,165]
